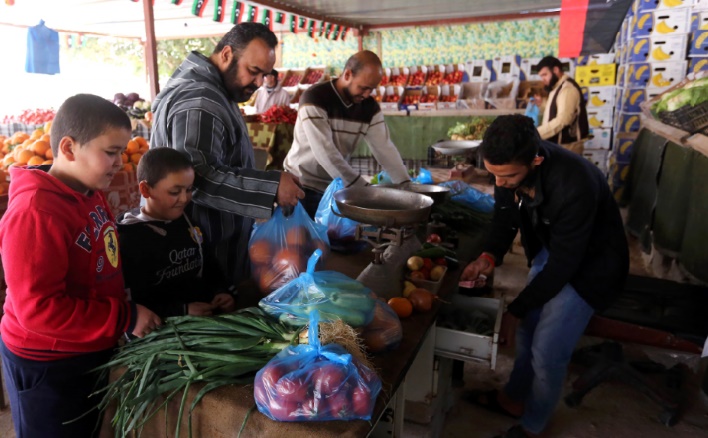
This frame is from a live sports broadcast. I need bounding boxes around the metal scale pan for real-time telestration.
[333,186,433,228]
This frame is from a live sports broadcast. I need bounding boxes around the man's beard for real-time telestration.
[519,166,539,190]
[222,59,258,102]
[544,73,560,92]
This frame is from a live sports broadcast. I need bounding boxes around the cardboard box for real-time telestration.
[615,86,625,113]
[621,87,647,113]
[609,160,632,185]
[618,112,642,133]
[688,56,708,74]
[299,67,326,86]
[583,149,610,174]
[695,0,708,10]
[516,80,544,109]
[639,0,694,11]
[437,84,462,110]
[648,33,689,62]
[520,57,541,81]
[617,64,627,87]
[690,10,708,32]
[585,127,613,150]
[492,55,522,82]
[586,86,616,108]
[457,82,488,109]
[466,59,493,82]
[689,30,708,56]
[632,7,691,37]
[577,53,617,66]
[626,62,652,86]
[402,86,438,111]
[388,67,410,87]
[614,132,639,162]
[629,37,651,62]
[371,86,385,103]
[102,171,140,218]
[587,108,615,129]
[443,63,466,84]
[380,85,405,111]
[425,65,445,86]
[484,79,519,110]
[631,11,654,37]
[650,60,688,87]
[575,64,617,87]
[407,65,428,87]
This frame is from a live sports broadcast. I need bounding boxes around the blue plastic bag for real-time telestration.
[315,178,359,244]
[525,98,540,127]
[375,168,433,185]
[438,180,495,213]
[361,300,402,353]
[254,310,382,421]
[259,250,376,328]
[249,203,330,294]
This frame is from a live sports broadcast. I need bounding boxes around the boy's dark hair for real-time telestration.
[537,56,563,72]
[137,147,194,187]
[480,114,540,166]
[50,94,131,156]
[213,22,278,56]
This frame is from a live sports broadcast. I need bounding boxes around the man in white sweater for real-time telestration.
[283,50,410,218]
[253,69,292,114]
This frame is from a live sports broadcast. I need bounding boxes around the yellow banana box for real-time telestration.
[627,62,652,87]
[690,11,708,32]
[639,0,694,12]
[585,127,613,150]
[577,54,617,66]
[619,112,642,133]
[632,7,691,37]
[689,30,708,56]
[614,133,639,162]
[649,33,689,62]
[584,86,616,108]
[609,161,631,185]
[688,56,708,74]
[575,64,617,87]
[587,108,615,128]
[629,37,651,62]
[583,150,610,174]
[622,88,648,113]
[617,64,627,87]
[650,61,688,88]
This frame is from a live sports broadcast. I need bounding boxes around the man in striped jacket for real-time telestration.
[283,50,410,218]
[151,23,304,287]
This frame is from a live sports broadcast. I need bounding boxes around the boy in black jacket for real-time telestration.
[461,115,628,438]
[118,148,236,319]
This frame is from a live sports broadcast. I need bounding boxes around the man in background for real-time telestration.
[253,69,292,114]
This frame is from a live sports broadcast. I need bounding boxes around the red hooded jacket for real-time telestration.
[0,166,136,360]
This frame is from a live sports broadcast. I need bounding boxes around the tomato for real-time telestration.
[312,363,346,396]
[422,258,433,270]
[426,233,442,243]
[267,399,301,421]
[253,379,270,407]
[325,390,352,419]
[260,363,286,391]
[275,375,311,403]
[419,266,431,280]
[299,396,323,420]
[352,385,373,417]
[434,257,447,266]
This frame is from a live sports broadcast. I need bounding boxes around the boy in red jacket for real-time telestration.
[0,94,161,437]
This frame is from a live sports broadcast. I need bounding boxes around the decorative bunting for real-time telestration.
[5,0,15,5]
[289,14,298,33]
[230,1,245,24]
[171,0,184,4]
[299,16,307,29]
[213,0,224,22]
[332,25,341,41]
[275,12,285,24]
[307,20,316,38]
[319,21,326,37]
[191,0,208,17]
[262,9,273,31]
[341,27,349,41]
[325,23,334,39]
[248,5,258,22]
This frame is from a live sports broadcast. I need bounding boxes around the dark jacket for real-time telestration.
[483,141,629,318]
[118,209,230,320]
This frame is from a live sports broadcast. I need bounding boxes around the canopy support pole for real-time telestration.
[142,0,159,100]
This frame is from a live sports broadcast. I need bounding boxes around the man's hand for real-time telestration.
[188,302,215,316]
[277,172,305,208]
[211,293,236,313]
[132,304,162,338]
[460,256,495,287]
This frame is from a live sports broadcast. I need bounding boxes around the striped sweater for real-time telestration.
[151,51,281,285]
[283,80,409,192]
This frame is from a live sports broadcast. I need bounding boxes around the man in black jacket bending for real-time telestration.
[461,114,628,438]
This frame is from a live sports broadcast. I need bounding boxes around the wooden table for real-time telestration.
[123,232,483,438]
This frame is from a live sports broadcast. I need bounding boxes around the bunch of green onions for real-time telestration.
[94,307,299,438]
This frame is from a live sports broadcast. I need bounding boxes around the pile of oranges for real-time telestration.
[122,137,148,172]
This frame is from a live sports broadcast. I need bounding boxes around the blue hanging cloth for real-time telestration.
[26,20,60,75]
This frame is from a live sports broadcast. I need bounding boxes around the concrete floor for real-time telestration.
[0,228,706,437]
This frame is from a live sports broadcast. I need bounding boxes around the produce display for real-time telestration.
[408,70,426,86]
[249,204,329,295]
[389,74,408,86]
[96,308,299,438]
[1,108,56,125]
[302,70,324,84]
[439,95,458,103]
[2,125,54,171]
[402,95,420,105]
[426,71,443,86]
[443,70,464,84]
[114,92,152,123]
[651,76,708,115]
[383,94,400,103]
[360,300,403,353]
[282,74,302,87]
[447,116,492,140]
[420,94,437,103]
[255,311,382,422]
[258,105,298,124]
[259,250,376,328]
[380,75,389,86]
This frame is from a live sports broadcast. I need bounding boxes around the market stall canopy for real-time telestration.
[0,0,561,39]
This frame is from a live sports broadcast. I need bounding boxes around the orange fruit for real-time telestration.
[30,129,44,140]
[13,133,29,143]
[32,140,50,157]
[134,136,148,150]
[123,163,135,172]
[44,121,52,133]
[16,149,35,165]
[130,153,142,165]
[3,155,15,168]
[21,139,33,148]
[42,160,53,165]
[125,139,139,154]
[121,153,129,164]
[27,155,44,166]
[40,134,50,143]
[387,297,413,318]
[45,148,53,159]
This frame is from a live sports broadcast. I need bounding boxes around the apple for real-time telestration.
[410,271,426,281]
[430,265,446,281]
[426,234,442,243]
[407,256,424,271]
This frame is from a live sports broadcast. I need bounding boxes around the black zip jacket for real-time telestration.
[483,141,629,318]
